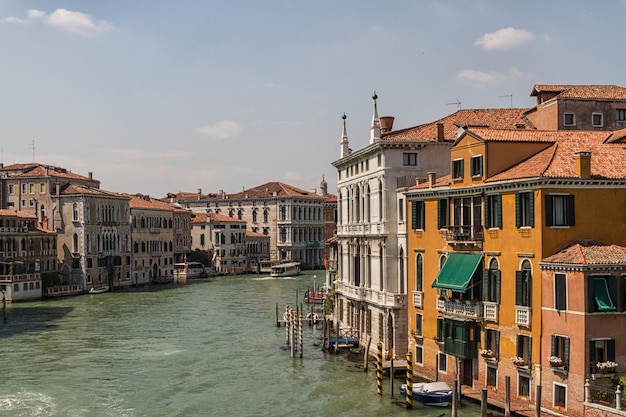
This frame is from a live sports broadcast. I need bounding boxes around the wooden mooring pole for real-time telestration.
[405,352,413,409]
[376,341,383,395]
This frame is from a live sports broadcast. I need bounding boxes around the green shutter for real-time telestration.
[437,199,443,229]
[551,335,557,356]
[495,271,501,303]
[528,193,535,227]
[515,271,523,305]
[564,337,570,370]
[496,195,502,228]
[515,193,521,227]
[566,195,575,226]
[608,339,615,361]
[527,336,532,365]
[545,195,554,227]
[495,331,500,360]
[484,196,491,228]
[482,269,490,301]
[411,202,418,230]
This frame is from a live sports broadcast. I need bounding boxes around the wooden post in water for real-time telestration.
[363,336,371,372]
[405,351,413,409]
[451,379,458,417]
[284,305,290,344]
[298,313,303,358]
[275,303,279,327]
[481,388,488,417]
[505,375,511,417]
[290,309,296,358]
[535,384,542,417]
[376,341,383,395]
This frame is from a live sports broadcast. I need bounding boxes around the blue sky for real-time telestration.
[1,1,625,197]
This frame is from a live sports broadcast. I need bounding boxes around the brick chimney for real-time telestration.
[437,123,444,142]
[575,151,591,179]
[428,172,437,188]
[197,188,202,200]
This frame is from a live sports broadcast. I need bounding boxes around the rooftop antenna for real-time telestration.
[30,139,35,162]
[446,99,461,110]
[499,94,513,108]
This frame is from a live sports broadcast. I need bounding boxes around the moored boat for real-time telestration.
[88,285,109,294]
[399,381,452,407]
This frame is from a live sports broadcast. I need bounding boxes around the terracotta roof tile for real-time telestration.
[383,108,528,142]
[246,230,267,238]
[408,174,452,190]
[1,163,98,182]
[0,209,37,219]
[61,184,127,198]
[543,240,626,265]
[167,181,322,202]
[127,194,175,211]
[531,85,626,100]
[208,212,244,223]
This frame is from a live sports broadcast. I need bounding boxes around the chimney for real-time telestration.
[436,123,444,142]
[575,151,592,179]
[197,188,202,200]
[380,116,395,134]
[88,172,93,180]
[428,172,437,188]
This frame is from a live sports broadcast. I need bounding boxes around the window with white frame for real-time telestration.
[470,155,483,177]
[616,109,626,122]
[438,353,447,373]
[519,375,531,397]
[592,113,603,127]
[452,159,464,180]
[546,194,575,227]
[415,345,423,365]
[553,383,566,409]
[486,366,497,388]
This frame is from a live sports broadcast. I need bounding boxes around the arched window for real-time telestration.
[72,234,79,253]
[516,260,532,307]
[415,253,423,292]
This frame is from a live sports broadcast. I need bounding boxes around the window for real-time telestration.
[437,199,449,229]
[484,328,500,359]
[415,345,423,365]
[484,195,502,229]
[399,198,404,222]
[516,260,532,307]
[414,313,423,336]
[411,200,425,230]
[516,334,532,367]
[483,259,501,303]
[438,353,447,373]
[546,194,575,227]
[589,275,617,312]
[590,338,615,373]
[551,335,570,369]
[486,366,497,388]
[515,192,534,228]
[554,273,567,311]
[403,152,418,166]
[519,375,531,398]
[72,203,79,222]
[553,383,566,409]
[29,183,34,194]
[617,109,626,122]
[22,183,27,194]
[452,159,464,180]
[470,155,483,177]
[40,183,46,193]
[563,113,575,126]
[8,184,14,195]
[415,254,423,292]
[592,113,603,127]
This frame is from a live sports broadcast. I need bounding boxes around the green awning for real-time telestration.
[594,278,616,312]
[432,253,483,291]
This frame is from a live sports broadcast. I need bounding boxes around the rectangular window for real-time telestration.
[437,199,449,229]
[486,366,497,388]
[414,313,423,336]
[484,329,500,359]
[515,192,534,228]
[617,109,626,122]
[40,183,46,193]
[22,183,27,194]
[399,198,404,222]
[29,183,35,194]
[452,159,464,180]
[546,194,575,227]
[590,338,615,373]
[470,155,483,177]
[516,334,532,366]
[484,195,502,229]
[563,113,575,126]
[415,345,423,365]
[551,334,570,369]
[411,200,425,230]
[438,353,447,373]
[592,113,603,127]
[8,184,14,195]
[519,375,531,398]
[589,275,617,312]
[515,269,532,307]
[555,273,567,311]
[554,383,566,409]
[403,153,418,166]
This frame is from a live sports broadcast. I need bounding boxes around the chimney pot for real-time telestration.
[380,116,395,133]
[88,172,93,180]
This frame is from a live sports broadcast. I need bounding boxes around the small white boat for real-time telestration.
[399,381,452,407]
[89,285,109,294]
[270,262,301,277]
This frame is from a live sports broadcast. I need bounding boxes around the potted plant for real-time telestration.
[596,361,618,373]
[480,349,494,358]
[548,355,563,368]
[511,356,525,367]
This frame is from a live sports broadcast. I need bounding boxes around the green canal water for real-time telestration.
[0,270,498,417]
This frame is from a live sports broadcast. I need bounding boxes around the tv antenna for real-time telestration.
[499,94,513,108]
[446,99,461,110]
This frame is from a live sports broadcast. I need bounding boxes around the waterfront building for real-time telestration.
[171,204,192,263]
[191,212,247,275]
[331,92,531,360]
[52,185,132,291]
[0,209,57,301]
[127,194,176,285]
[165,181,325,269]
[405,127,626,417]
[246,229,270,273]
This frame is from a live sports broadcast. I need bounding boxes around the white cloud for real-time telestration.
[5,8,112,36]
[195,121,242,139]
[474,27,534,50]
[456,67,522,89]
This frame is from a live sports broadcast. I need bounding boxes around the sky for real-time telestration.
[1,1,625,198]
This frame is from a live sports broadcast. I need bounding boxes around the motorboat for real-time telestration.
[399,381,452,407]
[270,262,301,277]
[88,285,109,294]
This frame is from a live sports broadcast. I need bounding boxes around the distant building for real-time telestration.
[191,212,246,274]
[165,181,325,269]
[246,229,270,273]
[0,209,57,301]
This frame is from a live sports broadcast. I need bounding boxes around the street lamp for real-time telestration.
[2,288,6,321]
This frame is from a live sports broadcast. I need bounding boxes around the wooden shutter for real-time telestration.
[411,202,418,230]
[515,193,521,227]
[564,337,570,370]
[527,336,532,365]
[484,196,491,228]
[551,335,557,356]
[495,332,500,360]
[528,193,535,227]
[545,195,554,227]
[608,339,616,361]
[496,195,502,228]
[495,271,501,303]
[437,199,443,229]
[566,195,575,226]
[482,269,490,301]
[515,271,524,305]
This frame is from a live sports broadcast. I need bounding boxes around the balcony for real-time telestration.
[337,282,406,309]
[412,291,423,309]
[483,302,498,323]
[149,227,161,234]
[442,225,484,246]
[516,305,531,327]
[436,297,483,319]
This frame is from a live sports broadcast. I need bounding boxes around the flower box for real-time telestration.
[548,356,563,368]
[480,349,494,359]
[511,356,526,367]
[596,361,618,373]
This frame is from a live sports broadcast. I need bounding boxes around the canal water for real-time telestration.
[0,270,498,417]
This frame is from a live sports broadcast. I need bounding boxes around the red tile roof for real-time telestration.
[246,230,267,238]
[0,209,37,219]
[208,212,245,223]
[383,108,529,142]
[61,184,126,198]
[167,181,322,202]
[531,85,626,100]
[1,163,98,183]
[543,240,626,265]
[127,194,175,211]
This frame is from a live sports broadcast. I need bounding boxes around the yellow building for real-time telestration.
[405,127,626,416]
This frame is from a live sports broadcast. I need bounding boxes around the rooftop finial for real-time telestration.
[373,91,378,101]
